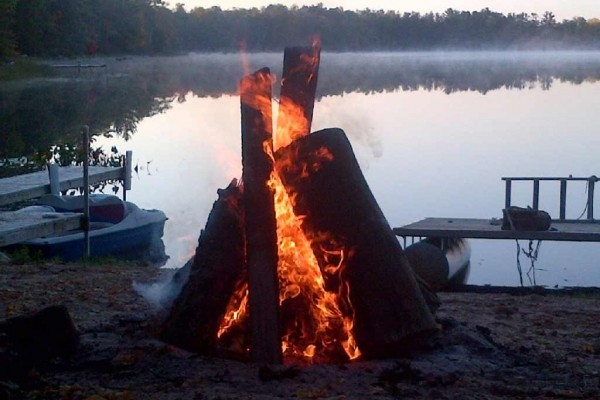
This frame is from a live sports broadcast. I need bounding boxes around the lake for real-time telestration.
[2,51,600,287]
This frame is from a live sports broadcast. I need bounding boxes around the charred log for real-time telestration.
[160,181,246,354]
[241,68,282,364]
[275,128,438,358]
[276,45,321,147]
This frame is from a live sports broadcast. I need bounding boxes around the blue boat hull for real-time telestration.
[18,196,168,263]
[25,218,166,262]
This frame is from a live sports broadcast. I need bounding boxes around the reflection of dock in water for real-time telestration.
[395,176,600,244]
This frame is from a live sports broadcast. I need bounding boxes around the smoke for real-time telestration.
[314,97,383,170]
[133,258,192,310]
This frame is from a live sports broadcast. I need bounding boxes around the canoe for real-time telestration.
[18,194,167,263]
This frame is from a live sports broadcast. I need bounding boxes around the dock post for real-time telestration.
[587,177,595,221]
[504,179,512,210]
[123,150,132,202]
[532,179,540,210]
[559,179,567,220]
[83,126,91,259]
[48,164,60,195]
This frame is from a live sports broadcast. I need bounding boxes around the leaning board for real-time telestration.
[0,212,82,247]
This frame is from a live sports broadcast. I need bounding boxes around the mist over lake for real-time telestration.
[2,51,600,287]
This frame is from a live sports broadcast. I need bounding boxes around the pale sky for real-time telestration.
[176,1,598,21]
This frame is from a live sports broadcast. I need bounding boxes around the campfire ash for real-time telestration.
[159,45,439,364]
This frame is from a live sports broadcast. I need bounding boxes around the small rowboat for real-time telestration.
[17,194,167,263]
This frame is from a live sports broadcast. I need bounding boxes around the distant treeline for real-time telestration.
[1,1,600,57]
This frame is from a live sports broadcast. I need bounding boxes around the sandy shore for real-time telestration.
[1,261,599,399]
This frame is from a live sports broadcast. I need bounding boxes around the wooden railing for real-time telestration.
[502,176,598,221]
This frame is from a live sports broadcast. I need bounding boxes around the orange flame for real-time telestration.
[274,99,310,150]
[217,282,248,339]
[269,171,361,361]
[239,68,274,134]
[274,38,321,150]
[218,42,360,362]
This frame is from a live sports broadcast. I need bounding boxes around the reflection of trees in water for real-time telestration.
[0,73,175,159]
[318,53,600,95]
[2,53,600,158]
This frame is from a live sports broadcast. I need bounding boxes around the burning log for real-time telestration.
[275,45,321,149]
[275,128,438,358]
[240,68,283,364]
[159,180,246,354]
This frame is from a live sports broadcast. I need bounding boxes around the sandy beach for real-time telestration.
[1,261,598,399]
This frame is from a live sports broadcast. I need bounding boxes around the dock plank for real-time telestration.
[393,217,600,242]
[0,211,82,247]
[0,166,123,207]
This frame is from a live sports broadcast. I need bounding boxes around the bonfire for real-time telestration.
[160,44,438,364]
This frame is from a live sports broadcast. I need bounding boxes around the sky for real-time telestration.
[177,1,599,21]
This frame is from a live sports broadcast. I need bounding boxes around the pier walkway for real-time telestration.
[394,176,600,244]
[0,163,130,248]
[394,217,600,243]
[0,166,125,207]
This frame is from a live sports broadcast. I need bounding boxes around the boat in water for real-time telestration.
[16,194,167,263]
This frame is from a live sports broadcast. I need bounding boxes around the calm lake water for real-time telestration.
[3,51,600,287]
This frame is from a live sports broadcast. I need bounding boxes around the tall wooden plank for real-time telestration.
[275,45,321,149]
[240,68,282,364]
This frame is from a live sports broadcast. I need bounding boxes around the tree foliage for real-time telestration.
[2,2,599,57]
[0,0,18,58]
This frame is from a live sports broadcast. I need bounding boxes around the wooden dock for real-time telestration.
[395,175,600,244]
[0,166,124,207]
[0,211,82,247]
[394,217,600,242]
[0,162,131,250]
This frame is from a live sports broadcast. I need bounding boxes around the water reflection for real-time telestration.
[3,52,600,159]
[2,52,600,287]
